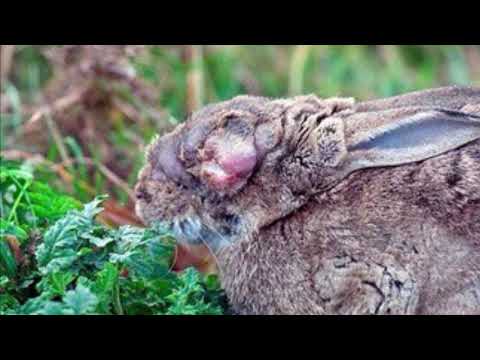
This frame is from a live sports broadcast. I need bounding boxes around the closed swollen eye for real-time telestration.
[198,134,258,191]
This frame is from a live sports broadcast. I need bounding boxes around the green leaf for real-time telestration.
[91,262,119,313]
[94,263,119,293]
[77,247,94,257]
[40,301,72,315]
[15,295,55,315]
[163,268,224,315]
[81,195,108,219]
[0,293,19,313]
[83,233,114,248]
[35,196,106,275]
[0,275,9,288]
[204,273,221,291]
[37,271,75,297]
[63,284,98,315]
[109,223,174,279]
[0,218,28,241]
[0,239,17,278]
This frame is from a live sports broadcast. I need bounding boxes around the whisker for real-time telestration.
[199,236,223,275]
[172,215,236,278]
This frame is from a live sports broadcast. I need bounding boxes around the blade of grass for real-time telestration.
[0,45,16,88]
[65,136,90,202]
[1,150,135,203]
[184,45,204,114]
[6,178,31,224]
[7,174,37,231]
[288,45,312,96]
[44,114,70,169]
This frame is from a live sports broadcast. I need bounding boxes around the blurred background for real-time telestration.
[2,45,480,226]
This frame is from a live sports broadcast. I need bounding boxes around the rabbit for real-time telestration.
[134,85,480,314]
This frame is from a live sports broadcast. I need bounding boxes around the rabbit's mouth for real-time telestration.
[172,214,239,253]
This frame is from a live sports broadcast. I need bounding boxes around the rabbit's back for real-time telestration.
[322,138,480,240]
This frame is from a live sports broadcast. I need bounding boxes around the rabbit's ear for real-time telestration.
[344,109,480,171]
[355,86,480,113]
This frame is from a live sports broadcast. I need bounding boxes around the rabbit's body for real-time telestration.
[219,139,480,314]
[135,86,480,314]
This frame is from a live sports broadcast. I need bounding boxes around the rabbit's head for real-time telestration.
[135,89,480,253]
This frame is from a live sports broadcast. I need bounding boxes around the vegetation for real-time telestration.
[1,45,479,314]
[0,161,226,314]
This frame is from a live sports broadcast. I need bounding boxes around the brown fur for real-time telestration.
[135,86,480,314]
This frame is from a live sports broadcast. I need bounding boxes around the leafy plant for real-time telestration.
[1,160,81,235]
[1,161,227,315]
